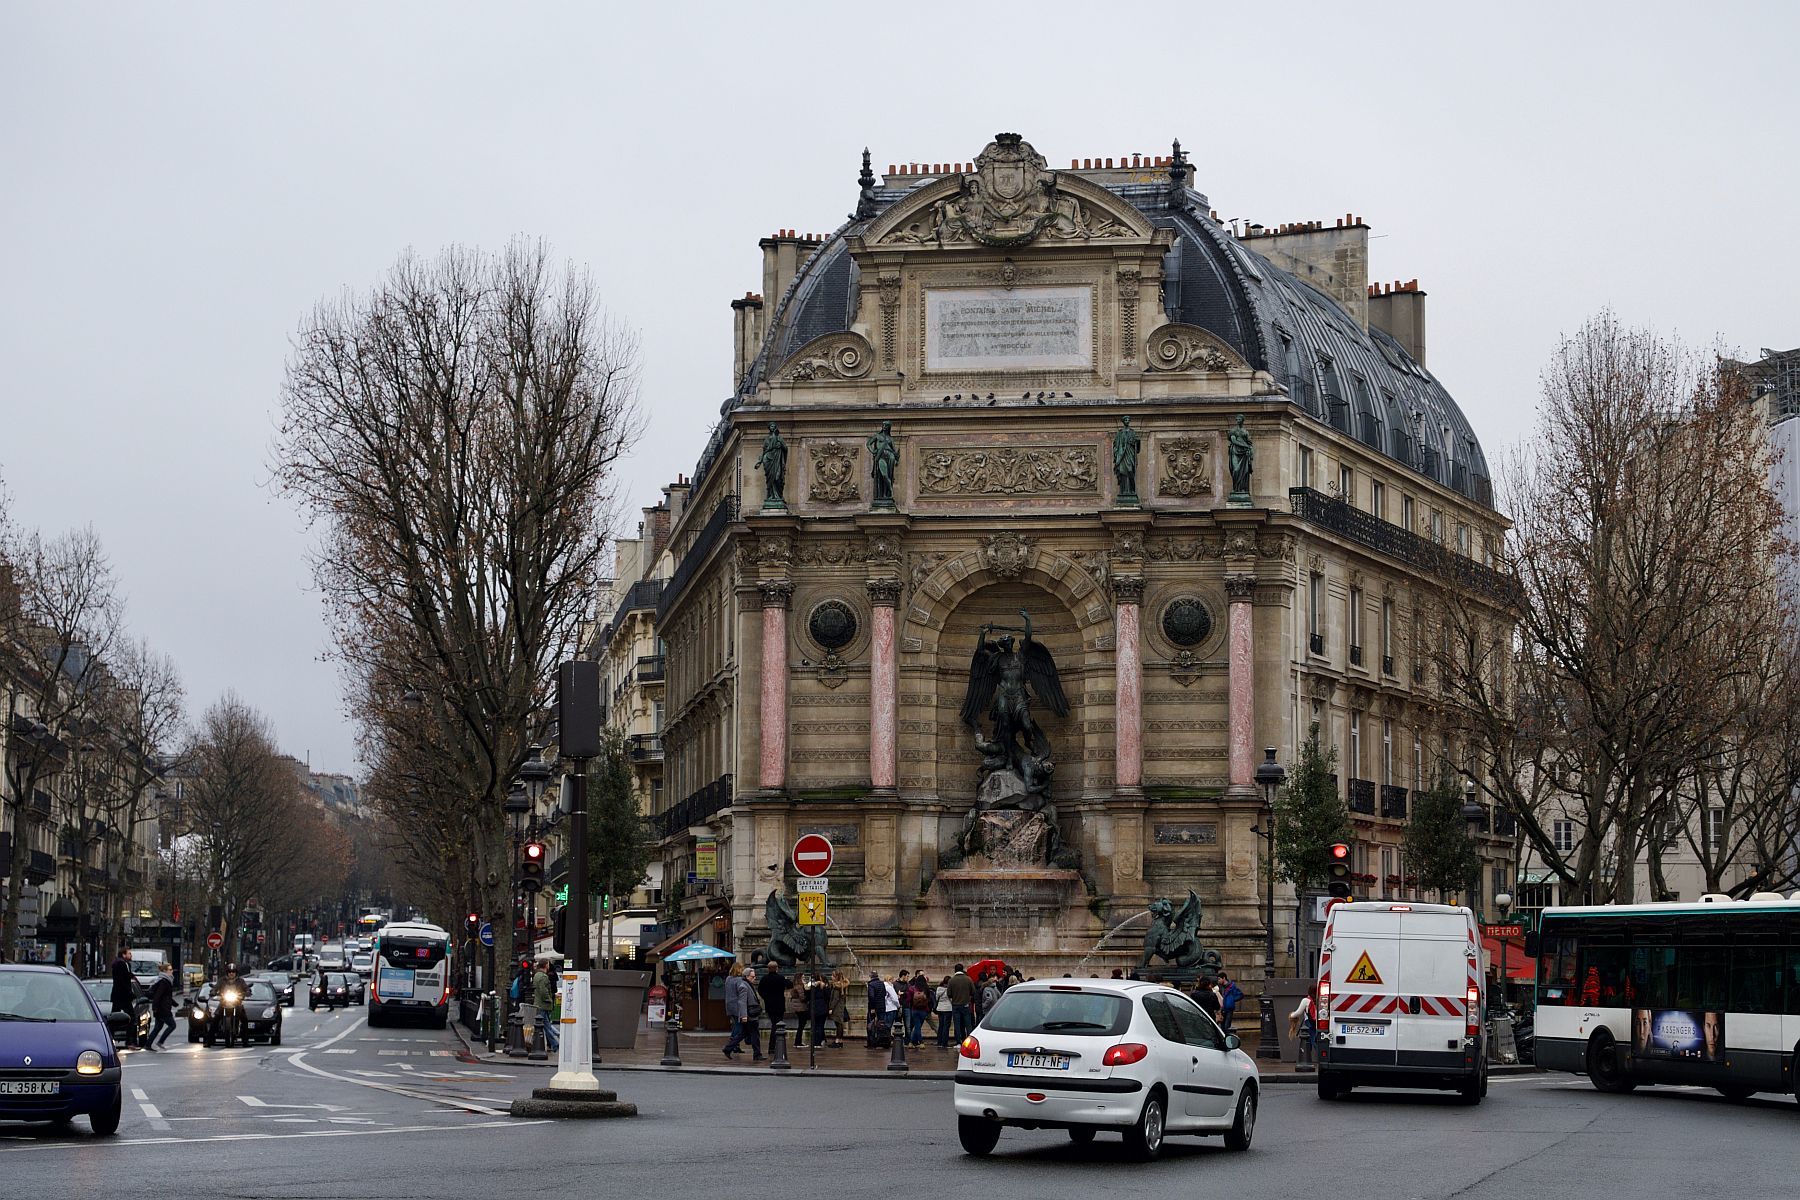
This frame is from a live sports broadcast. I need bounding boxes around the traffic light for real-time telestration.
[465,911,480,939]
[552,905,567,954]
[520,841,546,893]
[1327,842,1353,899]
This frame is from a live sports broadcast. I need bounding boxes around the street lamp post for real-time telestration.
[1460,778,1485,922]
[1253,747,1286,1062]
[1494,891,1513,1012]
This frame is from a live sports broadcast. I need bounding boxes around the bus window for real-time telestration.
[1672,946,1727,1011]
[1728,946,1785,1016]
[1634,946,1677,1009]
[1581,944,1632,1006]
[1541,934,1578,1005]
[1786,951,1800,1016]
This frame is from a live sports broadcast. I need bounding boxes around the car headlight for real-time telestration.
[193,1007,207,1020]
[77,1050,104,1075]
[261,1006,277,1018]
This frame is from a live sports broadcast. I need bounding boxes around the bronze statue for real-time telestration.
[756,422,788,509]
[764,890,829,968]
[1139,889,1223,977]
[1112,416,1140,503]
[867,420,897,508]
[1227,414,1254,499]
[959,609,1069,793]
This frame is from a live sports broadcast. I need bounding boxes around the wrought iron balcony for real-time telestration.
[635,655,666,683]
[1380,784,1408,819]
[1348,778,1376,815]
[656,496,741,624]
[1288,488,1515,602]
[1382,654,1395,676]
[601,578,666,647]
[1494,809,1518,837]
[1309,633,1325,656]
[651,774,734,841]
[1349,644,1364,667]
[629,733,664,762]
[29,789,53,817]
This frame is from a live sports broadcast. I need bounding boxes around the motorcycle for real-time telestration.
[206,984,245,1048]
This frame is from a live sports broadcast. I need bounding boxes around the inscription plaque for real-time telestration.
[925,285,1092,371]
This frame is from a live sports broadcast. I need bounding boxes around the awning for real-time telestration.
[647,903,728,960]
[1480,934,1536,981]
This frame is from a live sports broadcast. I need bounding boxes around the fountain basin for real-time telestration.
[933,867,1083,914]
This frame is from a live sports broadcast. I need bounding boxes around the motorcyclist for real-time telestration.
[213,963,246,1046]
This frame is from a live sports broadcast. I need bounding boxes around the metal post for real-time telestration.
[1254,748,1286,1063]
[769,1020,791,1070]
[568,770,590,972]
[887,1027,909,1072]
[660,1004,682,1066]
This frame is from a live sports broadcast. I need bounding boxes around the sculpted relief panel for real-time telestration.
[918,445,1100,497]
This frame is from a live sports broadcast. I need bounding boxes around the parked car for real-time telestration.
[952,978,1259,1160]
[80,978,152,1047]
[310,971,363,1009]
[182,963,205,991]
[0,964,124,1135]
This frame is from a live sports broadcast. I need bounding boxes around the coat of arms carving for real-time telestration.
[809,442,861,503]
[982,533,1035,579]
[881,133,1130,248]
[1157,436,1212,498]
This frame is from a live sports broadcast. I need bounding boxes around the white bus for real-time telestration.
[368,920,452,1029]
[1532,896,1800,1099]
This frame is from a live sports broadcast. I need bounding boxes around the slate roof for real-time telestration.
[720,179,1492,509]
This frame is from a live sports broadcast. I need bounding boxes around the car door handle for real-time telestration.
[1192,1057,1200,1065]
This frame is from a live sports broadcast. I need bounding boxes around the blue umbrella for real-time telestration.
[663,943,735,962]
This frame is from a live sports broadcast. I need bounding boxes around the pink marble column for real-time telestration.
[867,578,903,790]
[1226,573,1257,789]
[758,580,793,791]
[1113,575,1145,790]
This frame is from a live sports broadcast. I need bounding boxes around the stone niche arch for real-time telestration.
[899,546,1115,802]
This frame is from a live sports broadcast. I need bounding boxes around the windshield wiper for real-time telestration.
[0,1014,54,1022]
[1039,1020,1107,1030]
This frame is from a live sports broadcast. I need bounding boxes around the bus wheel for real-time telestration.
[1586,1031,1636,1093]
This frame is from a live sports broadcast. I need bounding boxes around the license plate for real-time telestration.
[0,1081,58,1096]
[1008,1053,1069,1070]
[1340,1022,1386,1036]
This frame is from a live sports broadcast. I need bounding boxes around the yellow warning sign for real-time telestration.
[797,893,826,927]
[1345,951,1383,985]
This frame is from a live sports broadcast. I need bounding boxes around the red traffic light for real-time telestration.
[1327,842,1353,898]
[466,912,480,926]
[524,842,545,861]
[1329,842,1349,860]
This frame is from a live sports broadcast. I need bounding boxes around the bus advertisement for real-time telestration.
[368,921,452,1029]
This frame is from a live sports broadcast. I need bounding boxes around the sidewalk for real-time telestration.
[452,1019,1541,1083]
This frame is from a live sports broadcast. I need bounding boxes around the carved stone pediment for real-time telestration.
[869,133,1153,249]
[1144,323,1248,373]
[778,332,875,383]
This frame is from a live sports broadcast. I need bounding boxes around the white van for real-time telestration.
[1314,901,1486,1103]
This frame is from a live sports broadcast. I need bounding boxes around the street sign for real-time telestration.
[796,878,828,894]
[17,886,38,938]
[479,922,495,947]
[1483,924,1524,939]
[792,834,834,878]
[797,892,826,926]
[695,837,717,879]
[205,931,223,950]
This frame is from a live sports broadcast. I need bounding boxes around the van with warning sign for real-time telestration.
[1314,901,1486,1104]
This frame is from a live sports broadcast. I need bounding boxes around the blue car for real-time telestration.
[0,964,124,1135]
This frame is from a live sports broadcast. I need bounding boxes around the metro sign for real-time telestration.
[792,834,834,878]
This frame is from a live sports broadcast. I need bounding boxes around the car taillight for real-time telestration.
[1102,1042,1148,1066]
[1466,986,1481,1037]
[958,1036,980,1059]
[1317,981,1331,1031]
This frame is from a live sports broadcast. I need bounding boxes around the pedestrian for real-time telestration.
[947,964,976,1042]
[740,966,766,1060]
[829,969,849,1047]
[758,960,790,1048]
[1218,972,1243,1033]
[882,972,901,1033]
[865,970,888,1048]
[146,961,176,1050]
[807,972,832,1049]
[1193,977,1222,1022]
[1288,987,1317,1070]
[109,945,138,1049]
[1110,968,1124,980]
[791,975,810,1047]
[531,961,559,1052]
[723,963,754,1059]
[979,973,1000,1016]
[903,971,929,1046]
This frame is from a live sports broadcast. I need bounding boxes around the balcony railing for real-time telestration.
[29,789,53,816]
[651,774,734,841]
[1348,778,1376,814]
[601,579,666,647]
[635,655,666,683]
[1308,633,1325,656]
[1289,488,1515,602]
[656,497,741,624]
[1494,810,1518,838]
[1382,654,1395,676]
[1349,644,1363,667]
[1380,784,1409,819]
[629,733,664,762]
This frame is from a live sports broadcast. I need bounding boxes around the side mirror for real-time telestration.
[1224,1034,1241,1051]
[1523,932,1540,959]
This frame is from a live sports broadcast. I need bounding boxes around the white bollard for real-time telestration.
[549,971,601,1093]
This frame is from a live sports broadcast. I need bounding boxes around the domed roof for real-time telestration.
[734,173,1493,509]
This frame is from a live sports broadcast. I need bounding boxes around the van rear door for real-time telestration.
[1396,910,1473,1065]
[1326,907,1400,1067]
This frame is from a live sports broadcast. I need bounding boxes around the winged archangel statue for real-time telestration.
[958,609,1070,796]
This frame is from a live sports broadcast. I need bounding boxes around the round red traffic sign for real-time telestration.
[205,931,223,950]
[792,834,834,878]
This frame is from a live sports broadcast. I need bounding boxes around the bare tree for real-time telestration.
[272,241,639,995]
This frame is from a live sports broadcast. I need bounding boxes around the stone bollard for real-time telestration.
[591,1016,602,1064]
[769,1021,792,1071]
[887,1026,909,1073]
[660,1008,682,1067]
[505,1011,527,1057]
[527,1010,548,1061]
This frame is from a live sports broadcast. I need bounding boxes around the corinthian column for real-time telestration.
[758,580,794,791]
[1225,573,1257,790]
[866,578,903,793]
[1112,574,1145,791]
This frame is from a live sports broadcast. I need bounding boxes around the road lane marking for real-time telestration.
[0,1117,548,1154]
[239,1096,350,1112]
[289,1050,512,1117]
[131,1088,148,1101]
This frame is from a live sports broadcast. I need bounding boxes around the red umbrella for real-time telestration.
[968,958,1009,982]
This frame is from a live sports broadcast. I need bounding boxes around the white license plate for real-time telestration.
[1340,1022,1387,1036]
[0,1081,58,1095]
[1008,1053,1070,1070]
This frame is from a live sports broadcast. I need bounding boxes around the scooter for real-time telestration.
[206,985,245,1048]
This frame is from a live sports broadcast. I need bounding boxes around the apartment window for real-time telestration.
[1705,807,1725,853]
[1492,865,1510,902]
[1402,495,1415,533]
[1381,600,1394,671]
[1381,848,1395,898]
[650,778,664,813]
[1350,711,1363,777]
[1338,464,1354,502]
[1371,480,1385,520]
[1456,523,1471,557]
[1430,510,1445,544]
[1348,588,1363,665]
[1413,733,1424,792]
[1308,573,1325,653]
[1299,446,1314,490]
[1382,720,1393,785]
[1553,819,1575,854]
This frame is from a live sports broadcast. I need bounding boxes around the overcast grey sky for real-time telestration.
[4,2,1795,775]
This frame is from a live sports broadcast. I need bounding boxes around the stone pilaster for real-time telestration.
[1112,573,1145,792]
[866,577,903,793]
[1225,572,1257,793]
[757,579,793,791]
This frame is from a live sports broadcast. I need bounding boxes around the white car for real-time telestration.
[953,978,1259,1159]
[350,952,374,980]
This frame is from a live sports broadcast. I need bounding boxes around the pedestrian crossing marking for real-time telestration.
[1345,951,1383,985]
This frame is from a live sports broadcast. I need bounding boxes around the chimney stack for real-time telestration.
[730,291,765,390]
[1368,280,1427,366]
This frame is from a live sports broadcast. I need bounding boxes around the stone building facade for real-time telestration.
[652,135,1513,978]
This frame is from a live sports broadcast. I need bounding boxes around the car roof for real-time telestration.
[0,964,77,975]
[1001,977,1162,994]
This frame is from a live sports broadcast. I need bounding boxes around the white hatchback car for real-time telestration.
[953,978,1259,1159]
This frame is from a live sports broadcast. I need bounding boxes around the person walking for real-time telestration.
[723,963,754,1059]
[947,964,976,1043]
[1218,973,1243,1033]
[934,975,954,1047]
[828,969,849,1048]
[531,962,559,1052]
[806,973,832,1050]
[1288,987,1317,1071]
[109,946,138,1049]
[904,973,929,1046]
[1193,977,1222,1022]
[978,973,1000,1017]
[865,970,889,1048]
[146,961,177,1050]
[758,961,790,1049]
[740,966,765,1060]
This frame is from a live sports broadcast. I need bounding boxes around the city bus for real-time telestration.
[1532,895,1800,1099]
[367,920,452,1028]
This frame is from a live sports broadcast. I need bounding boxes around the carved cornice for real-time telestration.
[758,580,795,609]
[866,578,903,607]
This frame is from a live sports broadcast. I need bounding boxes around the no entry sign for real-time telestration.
[206,931,223,950]
[792,834,834,878]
